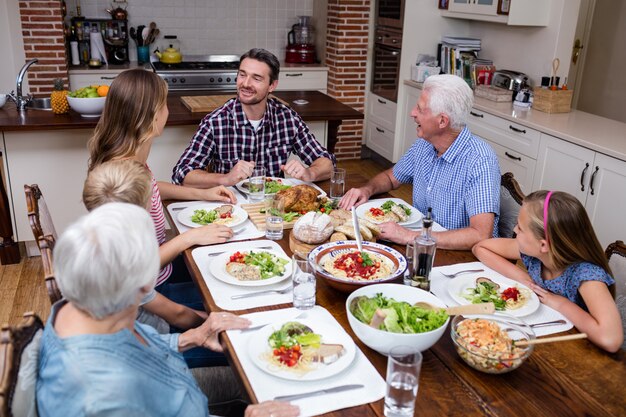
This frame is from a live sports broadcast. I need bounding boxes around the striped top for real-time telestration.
[148,166,172,286]
[393,126,501,235]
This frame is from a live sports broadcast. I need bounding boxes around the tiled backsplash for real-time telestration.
[65,0,313,60]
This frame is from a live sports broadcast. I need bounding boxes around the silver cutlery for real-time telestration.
[530,319,567,328]
[208,246,272,258]
[230,286,292,300]
[440,268,485,278]
[171,206,187,211]
[273,384,364,401]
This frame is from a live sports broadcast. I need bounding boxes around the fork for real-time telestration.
[208,245,273,257]
[440,268,485,278]
[230,286,292,300]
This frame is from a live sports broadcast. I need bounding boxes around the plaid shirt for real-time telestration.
[393,126,501,236]
[172,97,335,184]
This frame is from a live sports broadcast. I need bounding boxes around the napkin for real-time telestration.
[89,31,108,64]
[430,261,574,336]
[226,306,386,416]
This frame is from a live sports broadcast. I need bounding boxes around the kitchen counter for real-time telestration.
[405,79,626,162]
[68,61,150,74]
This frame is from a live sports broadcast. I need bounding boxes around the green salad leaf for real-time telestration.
[244,251,289,279]
[349,293,449,334]
[191,209,218,225]
[380,200,412,216]
[268,322,321,349]
[462,282,507,310]
[265,180,291,194]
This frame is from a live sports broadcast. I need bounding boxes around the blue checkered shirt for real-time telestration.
[393,126,501,236]
[172,97,335,184]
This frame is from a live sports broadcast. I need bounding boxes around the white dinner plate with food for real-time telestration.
[177,203,248,229]
[447,274,540,317]
[356,198,422,226]
[248,318,356,381]
[235,177,327,197]
[210,249,292,287]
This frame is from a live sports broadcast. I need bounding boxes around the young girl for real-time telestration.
[472,190,623,353]
[87,69,235,309]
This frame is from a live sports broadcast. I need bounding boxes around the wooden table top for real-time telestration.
[165,173,626,417]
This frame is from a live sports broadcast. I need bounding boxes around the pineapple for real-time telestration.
[51,78,69,114]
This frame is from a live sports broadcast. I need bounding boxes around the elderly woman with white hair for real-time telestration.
[340,74,500,250]
[36,203,299,417]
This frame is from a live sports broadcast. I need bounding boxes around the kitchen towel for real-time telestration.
[430,261,574,336]
[89,31,108,64]
[226,306,386,417]
[191,240,293,311]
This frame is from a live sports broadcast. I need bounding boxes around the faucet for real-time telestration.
[8,58,39,111]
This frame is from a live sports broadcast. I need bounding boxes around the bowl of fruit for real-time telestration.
[66,85,109,117]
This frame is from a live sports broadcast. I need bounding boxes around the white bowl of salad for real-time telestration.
[346,283,450,355]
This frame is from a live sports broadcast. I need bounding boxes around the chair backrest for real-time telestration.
[24,185,61,305]
[605,240,626,349]
[0,312,44,417]
[498,172,525,238]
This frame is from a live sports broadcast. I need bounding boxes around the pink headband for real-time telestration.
[543,191,553,241]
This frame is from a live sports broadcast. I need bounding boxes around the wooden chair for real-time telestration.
[0,312,44,417]
[498,172,525,238]
[24,184,62,304]
[605,240,626,349]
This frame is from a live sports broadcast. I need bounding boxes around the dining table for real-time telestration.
[164,173,626,417]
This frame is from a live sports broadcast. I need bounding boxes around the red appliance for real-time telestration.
[285,16,316,64]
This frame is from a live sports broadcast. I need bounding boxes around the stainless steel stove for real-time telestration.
[151,54,239,91]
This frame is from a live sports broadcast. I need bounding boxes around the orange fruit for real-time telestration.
[97,85,109,97]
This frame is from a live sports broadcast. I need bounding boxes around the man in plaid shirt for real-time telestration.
[339,75,500,250]
[172,48,335,188]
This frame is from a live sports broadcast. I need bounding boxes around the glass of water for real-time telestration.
[265,197,284,240]
[384,346,422,417]
[292,253,316,310]
[329,168,346,201]
[248,166,266,203]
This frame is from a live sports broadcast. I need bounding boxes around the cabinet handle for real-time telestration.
[100,76,116,80]
[470,111,484,118]
[580,162,589,191]
[505,152,522,161]
[589,166,599,195]
[377,98,387,104]
[390,50,400,56]
[391,39,398,44]
[509,125,527,134]
[285,73,303,77]
[375,127,385,133]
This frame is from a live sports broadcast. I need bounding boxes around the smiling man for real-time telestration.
[339,74,500,250]
[172,48,335,188]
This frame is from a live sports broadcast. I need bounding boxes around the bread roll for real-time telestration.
[330,232,347,242]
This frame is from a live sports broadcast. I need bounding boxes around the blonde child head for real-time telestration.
[83,159,152,211]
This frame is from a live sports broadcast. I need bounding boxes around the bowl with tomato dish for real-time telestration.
[307,241,406,293]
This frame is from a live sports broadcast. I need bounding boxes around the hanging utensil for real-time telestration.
[550,58,560,90]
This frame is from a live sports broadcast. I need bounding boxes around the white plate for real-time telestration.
[177,203,248,229]
[235,177,327,198]
[447,274,541,317]
[356,198,422,226]
[247,318,356,381]
[210,249,292,287]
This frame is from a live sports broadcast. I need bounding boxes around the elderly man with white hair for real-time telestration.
[36,203,300,417]
[340,74,500,250]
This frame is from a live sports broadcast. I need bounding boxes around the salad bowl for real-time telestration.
[345,283,450,355]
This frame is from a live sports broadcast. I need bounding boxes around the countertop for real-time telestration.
[0,90,362,132]
[67,61,327,74]
[404,80,626,162]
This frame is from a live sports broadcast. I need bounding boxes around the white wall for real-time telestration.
[0,0,26,93]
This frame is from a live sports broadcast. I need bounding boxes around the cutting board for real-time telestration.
[241,202,299,231]
[180,95,289,113]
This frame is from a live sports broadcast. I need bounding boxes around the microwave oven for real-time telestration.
[376,0,405,30]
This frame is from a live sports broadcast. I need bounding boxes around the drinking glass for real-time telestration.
[248,166,266,203]
[384,346,423,417]
[329,168,346,201]
[265,197,284,240]
[292,253,316,310]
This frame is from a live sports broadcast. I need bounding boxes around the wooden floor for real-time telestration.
[0,158,412,326]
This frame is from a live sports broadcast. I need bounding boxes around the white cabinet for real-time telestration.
[365,92,397,161]
[442,0,551,26]
[399,84,421,157]
[466,108,540,192]
[533,134,626,248]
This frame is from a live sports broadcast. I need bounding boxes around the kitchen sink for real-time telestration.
[25,97,52,111]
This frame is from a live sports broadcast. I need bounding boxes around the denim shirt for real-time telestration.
[36,301,209,417]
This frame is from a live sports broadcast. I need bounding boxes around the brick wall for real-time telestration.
[325,0,370,161]
[19,1,69,96]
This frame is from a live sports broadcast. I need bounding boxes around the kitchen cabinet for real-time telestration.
[466,108,540,192]
[533,134,626,248]
[441,0,551,26]
[365,92,397,162]
[399,84,421,157]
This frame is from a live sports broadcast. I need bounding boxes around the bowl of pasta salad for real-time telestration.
[451,314,535,374]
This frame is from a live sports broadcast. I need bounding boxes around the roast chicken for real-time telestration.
[275,184,320,212]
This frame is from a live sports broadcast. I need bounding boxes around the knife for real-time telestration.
[273,384,364,402]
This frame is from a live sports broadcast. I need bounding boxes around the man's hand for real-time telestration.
[202,185,237,204]
[245,401,300,417]
[378,221,419,245]
[281,160,312,182]
[339,187,371,209]
[191,312,251,352]
[226,160,256,186]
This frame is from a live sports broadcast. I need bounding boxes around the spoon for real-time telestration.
[515,333,587,346]
[413,302,495,315]
[351,207,363,254]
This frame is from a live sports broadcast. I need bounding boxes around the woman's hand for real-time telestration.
[245,401,300,417]
[204,185,237,204]
[183,312,251,352]
[185,224,234,246]
[529,283,569,310]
